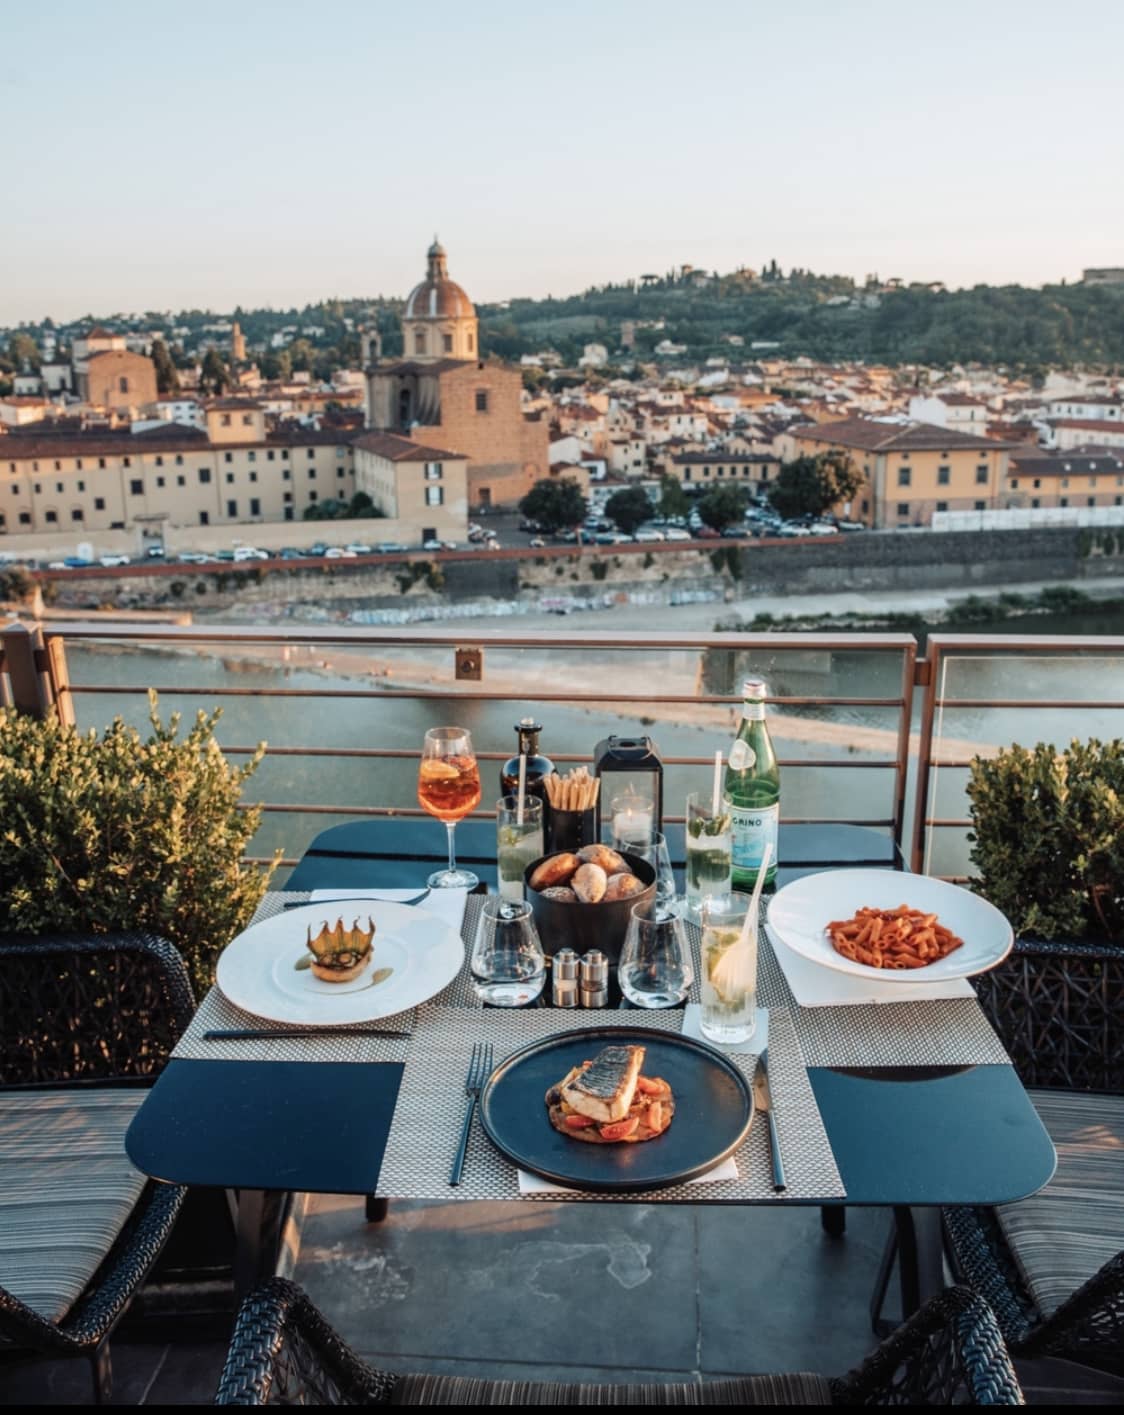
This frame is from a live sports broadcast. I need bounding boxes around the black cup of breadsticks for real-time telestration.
[542,767,600,853]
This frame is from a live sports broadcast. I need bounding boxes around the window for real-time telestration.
[224,452,233,464]
[282,468,291,481]
[976,464,988,484]
[336,447,344,458]
[200,510,210,525]
[337,467,345,478]
[156,456,164,467]
[1033,478,1041,489]
[1061,477,1069,488]
[34,482,41,494]
[937,465,950,486]
[199,468,212,484]
[267,450,275,461]
[1090,477,1097,488]
[443,333,453,353]
[284,506,293,521]
[717,467,725,478]
[0,513,4,528]
[425,462,443,480]
[307,449,315,460]
[248,451,256,462]
[1060,497,1069,507]
[283,491,293,504]
[761,467,769,481]
[1031,498,1040,509]
[177,474,185,487]
[56,481,63,493]
[1011,479,1019,490]
[18,512,30,525]
[308,490,318,503]
[1088,496,1096,507]
[98,457,106,469]
[94,497,105,510]
[123,456,131,467]
[250,497,261,516]
[896,503,910,517]
[175,454,183,466]
[221,414,231,427]
[683,469,691,481]
[76,459,83,470]
[242,414,253,426]
[475,390,489,413]
[468,333,475,353]
[425,485,444,506]
[250,470,258,483]
[414,331,427,355]
[282,450,289,460]
[227,500,237,517]
[118,376,129,394]
[130,478,143,495]
[54,460,61,471]
[308,468,316,480]
[45,510,58,523]
[974,500,986,510]
[226,473,235,484]
[897,467,911,487]
[156,476,166,488]
[936,501,948,512]
[71,508,83,522]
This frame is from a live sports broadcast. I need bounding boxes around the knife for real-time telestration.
[203,1026,411,1040]
[754,1052,787,1192]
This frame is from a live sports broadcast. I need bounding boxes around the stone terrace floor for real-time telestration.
[3,1198,1122,1404]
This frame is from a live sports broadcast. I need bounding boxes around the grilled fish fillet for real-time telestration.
[560,1045,645,1123]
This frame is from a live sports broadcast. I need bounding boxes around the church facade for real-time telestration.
[365,240,547,509]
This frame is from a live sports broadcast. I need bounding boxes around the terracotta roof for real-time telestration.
[351,431,466,462]
[1011,448,1124,477]
[1048,418,1124,433]
[935,392,986,406]
[404,278,475,321]
[371,358,477,378]
[671,451,776,465]
[206,397,263,411]
[792,417,1014,453]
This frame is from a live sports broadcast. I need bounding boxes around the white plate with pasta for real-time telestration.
[766,869,1014,983]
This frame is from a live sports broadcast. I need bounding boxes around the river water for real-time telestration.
[64,595,1124,881]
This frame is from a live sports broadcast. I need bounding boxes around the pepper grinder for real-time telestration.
[552,948,579,1008]
[579,950,609,1008]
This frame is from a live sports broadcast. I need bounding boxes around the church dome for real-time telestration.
[404,238,475,322]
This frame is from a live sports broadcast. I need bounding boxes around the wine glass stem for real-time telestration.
[445,821,458,877]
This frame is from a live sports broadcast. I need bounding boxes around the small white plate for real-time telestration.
[216,902,464,1025]
[766,869,1013,983]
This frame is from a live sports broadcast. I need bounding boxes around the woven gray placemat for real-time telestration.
[173,987,410,1063]
[683,909,1011,1068]
[377,1004,844,1203]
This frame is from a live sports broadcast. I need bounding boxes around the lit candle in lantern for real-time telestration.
[611,787,653,850]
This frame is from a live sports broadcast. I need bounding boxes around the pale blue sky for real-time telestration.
[4,0,1122,323]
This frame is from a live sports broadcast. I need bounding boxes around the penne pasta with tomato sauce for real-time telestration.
[826,904,964,970]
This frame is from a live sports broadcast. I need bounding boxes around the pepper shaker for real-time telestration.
[552,948,579,1008]
[579,950,609,1008]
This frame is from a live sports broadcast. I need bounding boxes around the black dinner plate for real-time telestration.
[478,1027,754,1192]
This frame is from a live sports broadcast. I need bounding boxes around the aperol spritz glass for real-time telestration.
[418,726,482,889]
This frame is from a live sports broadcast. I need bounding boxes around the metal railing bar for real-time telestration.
[215,744,902,769]
[64,683,908,708]
[923,818,974,828]
[243,801,895,826]
[920,699,1124,711]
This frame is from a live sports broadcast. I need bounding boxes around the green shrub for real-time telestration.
[967,738,1124,942]
[0,692,277,993]
[590,559,609,581]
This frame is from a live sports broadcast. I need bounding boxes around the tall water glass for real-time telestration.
[496,796,544,902]
[618,902,694,1008]
[699,893,757,1044]
[685,791,732,918]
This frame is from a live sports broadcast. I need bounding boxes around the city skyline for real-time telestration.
[4,0,1123,325]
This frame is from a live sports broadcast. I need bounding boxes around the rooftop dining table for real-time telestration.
[125,818,1056,1327]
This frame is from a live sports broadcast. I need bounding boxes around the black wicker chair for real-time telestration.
[214,1276,1025,1406]
[943,935,1124,1374]
[0,932,195,1402]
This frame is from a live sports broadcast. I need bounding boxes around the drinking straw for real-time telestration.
[712,841,772,998]
[711,749,723,816]
[517,753,527,825]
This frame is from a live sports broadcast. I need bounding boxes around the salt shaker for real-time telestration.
[552,948,579,1008]
[579,950,609,1008]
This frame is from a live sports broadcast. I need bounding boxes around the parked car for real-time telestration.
[633,529,665,543]
[529,537,546,548]
[177,550,210,564]
[519,520,541,533]
[594,531,627,545]
[145,546,166,559]
[554,530,578,543]
[345,542,373,555]
[694,526,721,539]
[279,548,306,560]
[63,556,93,567]
[324,546,357,559]
[375,542,407,554]
[306,543,329,557]
[664,527,692,541]
[233,546,269,562]
[835,519,867,532]
[722,526,751,539]
[98,554,130,567]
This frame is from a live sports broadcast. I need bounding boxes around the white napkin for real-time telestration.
[309,887,469,937]
[517,1154,737,1195]
[680,1003,768,1058]
[766,923,974,1007]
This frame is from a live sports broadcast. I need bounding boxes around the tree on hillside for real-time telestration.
[519,476,587,533]
[768,452,863,520]
[199,348,228,395]
[6,332,40,371]
[604,485,653,535]
[658,475,690,521]
[697,483,748,531]
[288,338,315,373]
[150,338,179,394]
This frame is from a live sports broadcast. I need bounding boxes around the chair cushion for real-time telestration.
[0,1088,149,1324]
[996,1089,1124,1318]
[391,1373,832,1405]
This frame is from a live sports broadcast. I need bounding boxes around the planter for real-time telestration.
[972,935,1124,1092]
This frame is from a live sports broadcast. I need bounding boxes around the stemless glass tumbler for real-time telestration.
[618,901,694,1008]
[470,898,546,1006]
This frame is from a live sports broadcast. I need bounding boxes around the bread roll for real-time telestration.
[577,844,630,875]
[603,872,646,902]
[541,885,576,902]
[572,862,608,903]
[529,853,580,891]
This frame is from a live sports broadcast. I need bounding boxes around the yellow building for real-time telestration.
[782,418,1013,527]
[352,433,468,536]
[666,451,781,496]
[1007,449,1124,509]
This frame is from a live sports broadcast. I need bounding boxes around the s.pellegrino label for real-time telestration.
[723,676,779,888]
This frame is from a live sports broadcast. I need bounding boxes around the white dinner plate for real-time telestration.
[766,869,1013,983]
[216,902,464,1025]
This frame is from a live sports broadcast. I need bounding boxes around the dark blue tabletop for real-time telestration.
[127,820,1055,1205]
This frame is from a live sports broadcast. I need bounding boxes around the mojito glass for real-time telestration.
[699,893,757,1045]
[496,795,544,902]
[685,791,732,918]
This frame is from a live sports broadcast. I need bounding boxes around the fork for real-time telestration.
[449,1041,493,1186]
[283,889,431,910]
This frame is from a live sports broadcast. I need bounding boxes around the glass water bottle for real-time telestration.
[723,678,779,890]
